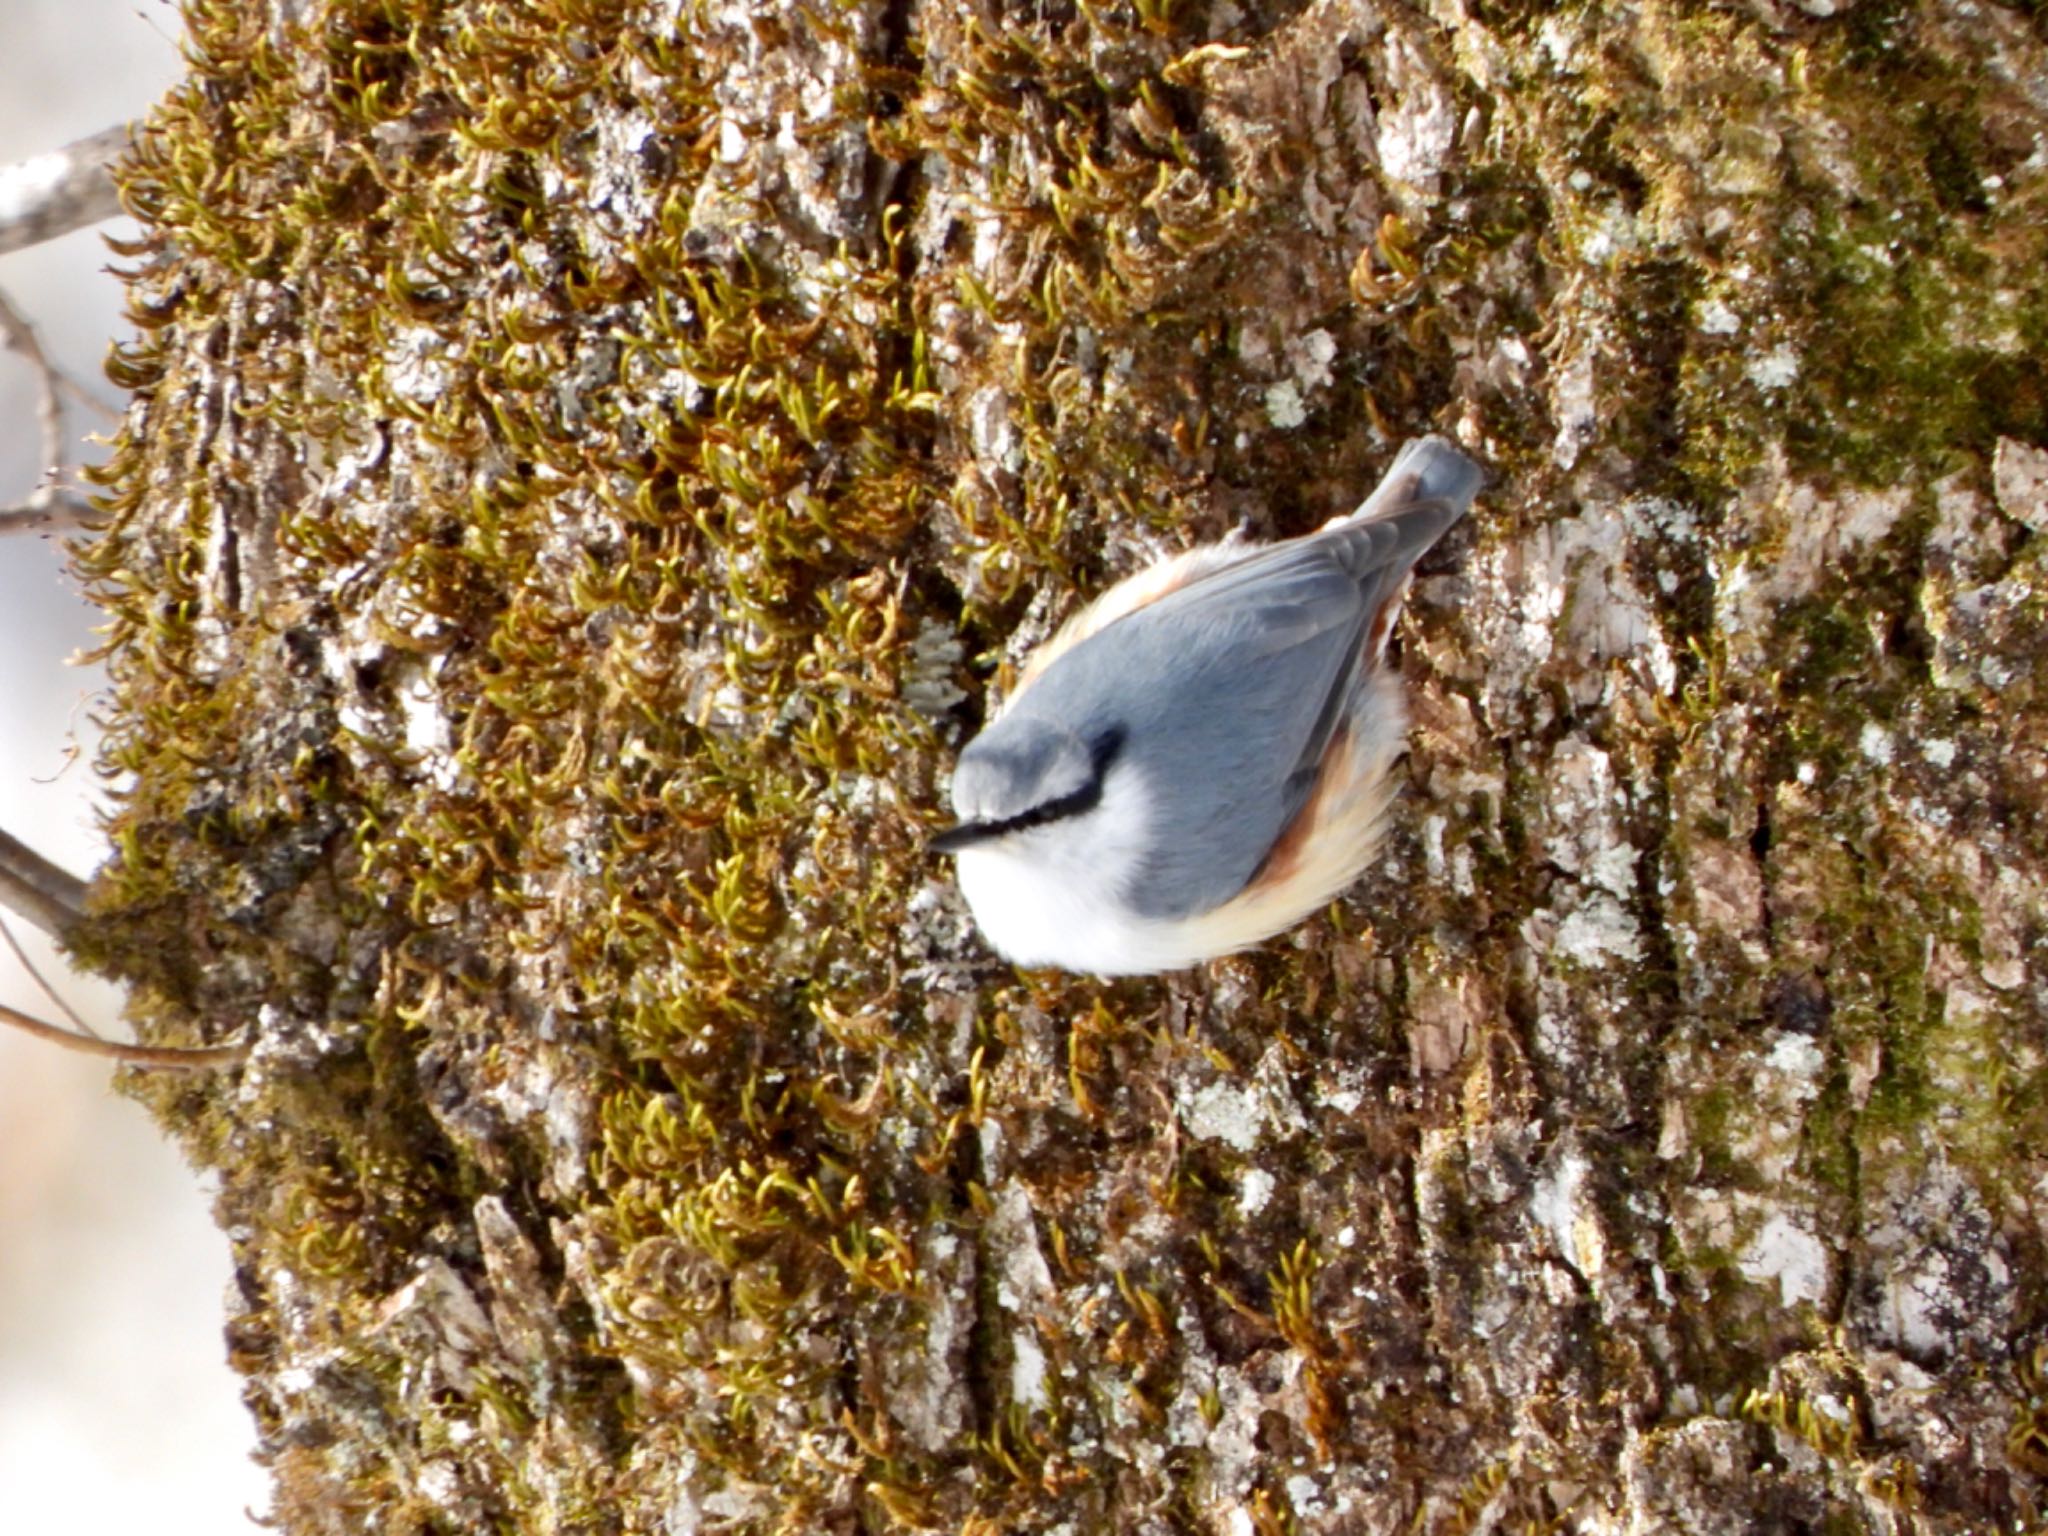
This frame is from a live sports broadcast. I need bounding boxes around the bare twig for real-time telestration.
[0,844,247,1073]
[0,491,101,534]
[0,288,62,463]
[0,915,102,1038]
[0,289,112,428]
[0,827,89,939]
[0,124,130,259]
[0,286,106,536]
[0,997,249,1072]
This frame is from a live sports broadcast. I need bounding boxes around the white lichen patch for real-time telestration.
[1549,345,1599,469]
[1181,1079,1266,1153]
[1737,1212,1830,1309]
[1181,1048,1307,1154]
[1285,1473,1325,1517]
[589,109,658,225]
[1375,30,1458,188]
[1531,1145,1606,1280]
[968,384,1022,472]
[1457,497,1677,723]
[1673,1190,1833,1314]
[1765,1032,1825,1087]
[1539,738,1637,894]
[1993,435,2048,532]
[1237,1166,1276,1217]
[382,325,457,403]
[987,1180,1055,1314]
[1263,378,1308,429]
[1516,734,1653,977]
[1420,813,1447,880]
[1745,343,1801,391]
[1282,327,1338,395]
[1448,523,1568,711]
[1536,13,1585,70]
[400,667,451,761]
[1010,1330,1050,1412]
[1563,509,1678,694]
[1695,297,1741,335]
[1548,896,1644,967]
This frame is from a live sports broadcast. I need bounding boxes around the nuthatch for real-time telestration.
[933,436,1482,975]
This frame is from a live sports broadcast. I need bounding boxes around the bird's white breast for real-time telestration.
[952,763,1263,976]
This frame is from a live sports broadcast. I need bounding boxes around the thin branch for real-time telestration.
[0,827,89,939]
[0,914,102,1038]
[0,997,249,1072]
[0,124,130,259]
[0,286,107,536]
[59,371,120,423]
[0,842,247,1074]
[0,273,118,425]
[0,491,101,534]
[0,289,62,481]
[0,287,63,467]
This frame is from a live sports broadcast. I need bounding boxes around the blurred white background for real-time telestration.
[1,0,268,1528]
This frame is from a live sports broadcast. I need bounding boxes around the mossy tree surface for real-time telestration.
[70,0,2048,1529]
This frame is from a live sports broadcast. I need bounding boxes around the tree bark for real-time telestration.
[71,0,2048,1531]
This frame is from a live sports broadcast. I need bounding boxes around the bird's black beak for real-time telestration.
[929,822,991,855]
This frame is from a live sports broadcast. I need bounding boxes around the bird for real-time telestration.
[931,435,1482,976]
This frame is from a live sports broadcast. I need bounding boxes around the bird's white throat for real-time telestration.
[952,764,1243,975]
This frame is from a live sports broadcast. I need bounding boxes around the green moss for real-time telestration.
[1779,205,2046,483]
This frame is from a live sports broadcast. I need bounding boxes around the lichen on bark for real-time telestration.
[61,0,2048,1530]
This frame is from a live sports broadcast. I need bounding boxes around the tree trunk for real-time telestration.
[72,0,2048,1530]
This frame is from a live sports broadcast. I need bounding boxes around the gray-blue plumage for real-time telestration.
[947,436,1482,924]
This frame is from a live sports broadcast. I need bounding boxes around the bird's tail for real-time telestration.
[1322,434,1483,590]
[1331,435,1483,665]
[1350,434,1485,528]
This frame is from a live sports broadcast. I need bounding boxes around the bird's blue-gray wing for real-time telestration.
[1093,443,1478,916]
[1130,484,1470,792]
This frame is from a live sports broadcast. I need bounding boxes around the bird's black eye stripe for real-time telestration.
[932,727,1126,853]
[1085,724,1126,777]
